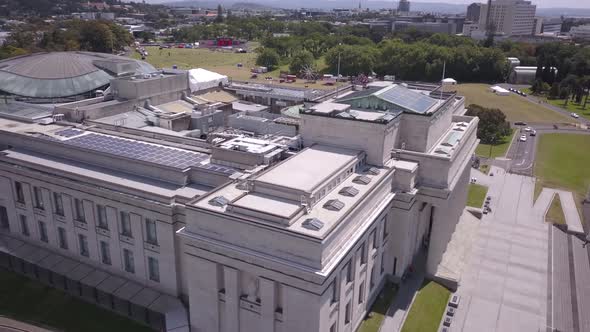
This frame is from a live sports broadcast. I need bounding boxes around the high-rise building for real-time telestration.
[478,0,536,36]
[397,0,410,13]
[466,3,482,22]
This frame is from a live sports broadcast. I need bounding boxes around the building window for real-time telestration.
[74,199,85,222]
[38,221,48,243]
[58,227,68,249]
[358,281,365,305]
[20,215,29,236]
[330,323,337,332]
[33,187,44,210]
[53,192,64,216]
[345,260,353,284]
[371,229,377,249]
[331,279,338,304]
[359,243,367,266]
[145,219,157,245]
[148,256,160,282]
[120,212,132,237]
[393,257,397,276]
[123,249,135,273]
[369,265,375,290]
[97,205,108,230]
[344,301,351,325]
[79,234,89,257]
[380,252,386,275]
[0,206,9,230]
[100,241,111,265]
[15,181,25,204]
[382,217,389,240]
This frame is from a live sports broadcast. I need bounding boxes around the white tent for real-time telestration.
[442,78,457,85]
[188,68,229,92]
[490,85,509,96]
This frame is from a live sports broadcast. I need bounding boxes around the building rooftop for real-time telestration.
[255,145,360,193]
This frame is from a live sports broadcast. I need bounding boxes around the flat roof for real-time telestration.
[255,145,360,193]
[231,193,301,218]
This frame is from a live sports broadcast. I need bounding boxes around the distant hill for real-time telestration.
[231,2,273,10]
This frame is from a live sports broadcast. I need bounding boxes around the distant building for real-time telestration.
[397,0,410,13]
[466,3,482,22]
[533,17,543,35]
[570,24,590,41]
[462,22,480,36]
[542,18,562,35]
[479,0,537,36]
[509,66,556,84]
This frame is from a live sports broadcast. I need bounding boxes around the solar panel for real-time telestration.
[339,186,359,197]
[366,167,381,175]
[302,218,324,231]
[377,85,438,114]
[323,199,345,211]
[53,132,236,174]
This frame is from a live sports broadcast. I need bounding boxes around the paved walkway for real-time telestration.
[0,317,55,332]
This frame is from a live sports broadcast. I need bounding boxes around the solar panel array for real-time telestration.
[378,85,437,114]
[55,128,83,138]
[57,132,236,174]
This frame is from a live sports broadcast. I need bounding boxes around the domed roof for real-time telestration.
[0,51,156,99]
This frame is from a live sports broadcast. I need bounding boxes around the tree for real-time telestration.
[325,44,376,76]
[465,104,511,145]
[549,82,560,99]
[215,4,223,23]
[255,48,280,70]
[289,50,314,75]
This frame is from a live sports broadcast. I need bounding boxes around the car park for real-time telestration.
[519,135,527,142]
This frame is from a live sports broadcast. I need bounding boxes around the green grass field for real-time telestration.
[130,46,339,90]
[0,270,151,332]
[546,98,590,120]
[357,282,398,332]
[401,281,450,332]
[467,183,488,208]
[546,194,566,225]
[535,133,590,203]
[475,129,515,159]
[454,84,570,123]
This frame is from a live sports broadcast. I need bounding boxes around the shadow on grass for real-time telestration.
[357,282,399,332]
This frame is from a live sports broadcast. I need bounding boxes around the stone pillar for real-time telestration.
[224,266,239,332]
[189,256,220,332]
[260,277,275,332]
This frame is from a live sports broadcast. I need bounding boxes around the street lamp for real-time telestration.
[336,43,342,97]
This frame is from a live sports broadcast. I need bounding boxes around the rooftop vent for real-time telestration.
[208,196,230,207]
[339,186,359,197]
[302,218,324,231]
[353,175,371,185]
[323,199,345,211]
[366,167,381,175]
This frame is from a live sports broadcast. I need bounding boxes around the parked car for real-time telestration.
[530,130,537,136]
[571,113,580,119]
[524,127,532,132]
[514,121,527,126]
[519,135,527,142]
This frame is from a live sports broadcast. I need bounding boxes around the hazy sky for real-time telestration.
[150,0,590,9]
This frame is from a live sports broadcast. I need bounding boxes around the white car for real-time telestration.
[571,113,580,119]
[519,135,527,142]
[524,127,532,132]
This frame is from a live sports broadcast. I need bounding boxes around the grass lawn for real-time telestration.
[130,46,340,90]
[535,133,590,204]
[546,194,566,225]
[357,282,398,332]
[467,183,488,208]
[0,270,151,332]
[401,280,451,332]
[475,129,515,158]
[454,84,570,123]
[546,98,590,121]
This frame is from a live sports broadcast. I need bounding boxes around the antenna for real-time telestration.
[440,61,446,101]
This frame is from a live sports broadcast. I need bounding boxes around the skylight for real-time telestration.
[208,196,230,207]
[366,167,381,175]
[339,186,359,197]
[353,175,371,185]
[302,218,324,231]
[324,199,345,211]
